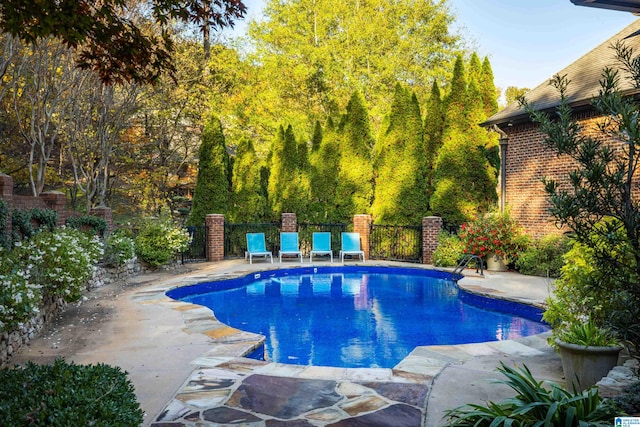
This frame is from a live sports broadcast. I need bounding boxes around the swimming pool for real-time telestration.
[167,266,549,368]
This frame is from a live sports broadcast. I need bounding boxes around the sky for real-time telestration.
[231,0,639,92]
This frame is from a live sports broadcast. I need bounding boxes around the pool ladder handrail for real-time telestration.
[452,254,484,281]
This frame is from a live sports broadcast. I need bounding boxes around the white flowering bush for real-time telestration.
[26,228,104,302]
[104,231,136,267]
[134,220,190,267]
[0,246,42,332]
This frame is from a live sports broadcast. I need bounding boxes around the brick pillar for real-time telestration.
[90,206,113,233]
[0,173,13,238]
[205,214,225,262]
[422,216,442,265]
[281,213,297,232]
[353,214,372,260]
[40,191,67,227]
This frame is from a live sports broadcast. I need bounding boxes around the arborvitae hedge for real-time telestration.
[187,114,230,226]
[267,125,310,219]
[424,82,445,200]
[229,137,267,222]
[372,83,427,224]
[430,131,497,224]
[309,118,341,222]
[335,91,374,222]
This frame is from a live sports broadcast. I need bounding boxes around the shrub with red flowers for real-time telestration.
[459,211,527,262]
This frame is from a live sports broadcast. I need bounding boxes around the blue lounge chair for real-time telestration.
[279,232,303,263]
[340,232,365,262]
[310,232,333,262]
[246,233,273,264]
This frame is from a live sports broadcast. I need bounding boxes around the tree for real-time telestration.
[228,137,267,222]
[372,83,427,224]
[247,0,461,135]
[309,118,340,222]
[522,43,640,354]
[431,54,498,224]
[0,0,246,85]
[7,38,84,196]
[335,91,374,221]
[505,86,530,106]
[187,114,230,226]
[423,82,445,201]
[267,125,310,219]
[64,77,140,212]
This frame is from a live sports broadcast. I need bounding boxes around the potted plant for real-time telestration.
[459,211,527,271]
[553,319,622,392]
[542,236,630,392]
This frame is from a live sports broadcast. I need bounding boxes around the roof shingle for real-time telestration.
[483,19,640,126]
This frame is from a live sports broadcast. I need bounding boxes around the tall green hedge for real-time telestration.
[335,91,374,222]
[187,114,230,226]
[228,137,268,222]
[372,83,427,224]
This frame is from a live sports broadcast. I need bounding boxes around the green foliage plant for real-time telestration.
[612,381,640,415]
[228,137,268,222]
[372,83,428,225]
[432,231,464,267]
[103,230,136,267]
[26,228,103,302]
[0,359,144,426]
[515,234,570,278]
[11,208,58,243]
[65,214,108,236]
[542,229,637,348]
[522,44,640,359]
[0,246,42,332]
[444,362,620,426]
[134,219,189,267]
[0,198,9,248]
[187,114,230,226]
[458,211,528,263]
[558,319,619,347]
[335,91,375,221]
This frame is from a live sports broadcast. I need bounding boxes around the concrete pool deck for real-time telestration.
[10,260,563,426]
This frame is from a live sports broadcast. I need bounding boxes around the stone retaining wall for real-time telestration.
[0,257,168,367]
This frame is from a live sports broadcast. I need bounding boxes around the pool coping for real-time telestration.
[146,261,555,426]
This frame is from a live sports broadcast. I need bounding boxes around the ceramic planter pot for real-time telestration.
[555,338,622,392]
[486,253,507,271]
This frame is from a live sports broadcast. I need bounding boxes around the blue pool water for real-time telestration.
[167,266,549,368]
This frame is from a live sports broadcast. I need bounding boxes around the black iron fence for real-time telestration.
[184,220,425,263]
[224,222,280,258]
[182,225,207,263]
[297,223,348,257]
[369,224,422,263]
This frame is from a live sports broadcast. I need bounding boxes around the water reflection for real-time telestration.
[182,272,549,368]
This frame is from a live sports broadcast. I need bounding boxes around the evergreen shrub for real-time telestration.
[103,229,136,267]
[515,234,570,278]
[65,215,108,236]
[11,208,58,243]
[432,231,464,267]
[134,220,189,267]
[0,359,143,426]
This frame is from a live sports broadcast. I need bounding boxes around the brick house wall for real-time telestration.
[501,109,636,238]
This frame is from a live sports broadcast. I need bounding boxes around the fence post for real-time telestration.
[205,214,225,262]
[281,213,297,232]
[422,216,442,264]
[0,173,13,238]
[353,214,372,260]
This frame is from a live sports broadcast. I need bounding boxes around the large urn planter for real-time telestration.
[486,253,507,271]
[555,338,622,392]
